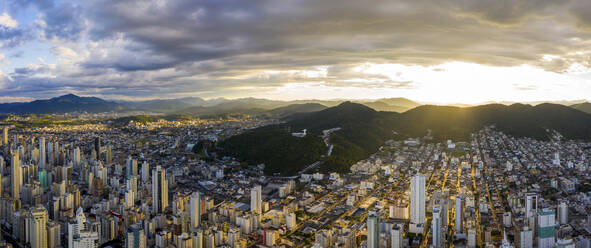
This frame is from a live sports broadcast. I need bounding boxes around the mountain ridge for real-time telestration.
[220,101,591,175]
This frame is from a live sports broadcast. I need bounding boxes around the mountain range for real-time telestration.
[3,94,590,116]
[0,94,125,114]
[0,94,421,115]
[220,101,591,175]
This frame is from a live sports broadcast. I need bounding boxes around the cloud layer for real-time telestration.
[1,0,591,102]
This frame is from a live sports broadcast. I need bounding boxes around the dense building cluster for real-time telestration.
[0,118,590,248]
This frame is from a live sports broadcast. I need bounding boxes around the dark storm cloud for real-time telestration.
[82,0,591,73]
[4,0,591,99]
[38,3,86,41]
[0,26,31,48]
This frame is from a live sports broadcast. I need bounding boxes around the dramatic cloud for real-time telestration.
[1,0,591,102]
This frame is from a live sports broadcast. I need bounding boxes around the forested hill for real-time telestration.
[219,102,591,176]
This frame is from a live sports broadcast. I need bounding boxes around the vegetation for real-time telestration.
[220,102,591,175]
[2,114,102,128]
[218,126,327,176]
[571,102,591,114]
[0,94,124,114]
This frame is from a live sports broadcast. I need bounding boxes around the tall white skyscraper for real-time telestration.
[367,211,379,248]
[11,153,21,199]
[250,185,262,215]
[432,206,442,248]
[190,192,201,229]
[39,137,45,168]
[410,174,426,225]
[152,166,169,213]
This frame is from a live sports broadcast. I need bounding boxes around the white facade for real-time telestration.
[559,201,568,225]
[391,225,403,248]
[432,206,442,248]
[190,192,201,229]
[250,185,262,215]
[410,174,426,225]
[519,227,533,248]
[367,211,379,248]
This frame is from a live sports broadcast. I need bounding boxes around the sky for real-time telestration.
[1,0,591,104]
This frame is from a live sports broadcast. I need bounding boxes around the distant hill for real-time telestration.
[124,97,208,112]
[264,103,327,118]
[397,103,591,140]
[0,94,422,115]
[356,98,421,113]
[571,102,591,114]
[220,102,591,175]
[0,94,124,114]
[219,102,401,175]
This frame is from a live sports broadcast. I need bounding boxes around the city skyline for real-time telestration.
[1,0,591,103]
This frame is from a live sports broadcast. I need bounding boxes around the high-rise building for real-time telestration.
[94,137,101,160]
[72,231,99,248]
[11,153,21,199]
[73,147,81,168]
[106,145,112,164]
[152,166,169,213]
[410,174,426,226]
[525,193,538,230]
[367,210,379,248]
[500,230,514,248]
[455,195,464,233]
[537,208,556,248]
[250,185,262,215]
[26,206,48,248]
[192,231,203,248]
[559,201,568,225]
[126,156,138,179]
[39,137,45,168]
[525,193,538,218]
[467,229,476,248]
[69,207,88,248]
[391,225,403,248]
[47,220,61,248]
[3,126,8,145]
[190,192,201,229]
[126,223,147,248]
[141,162,149,182]
[517,226,533,248]
[285,212,296,231]
[127,176,138,197]
[432,206,442,248]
